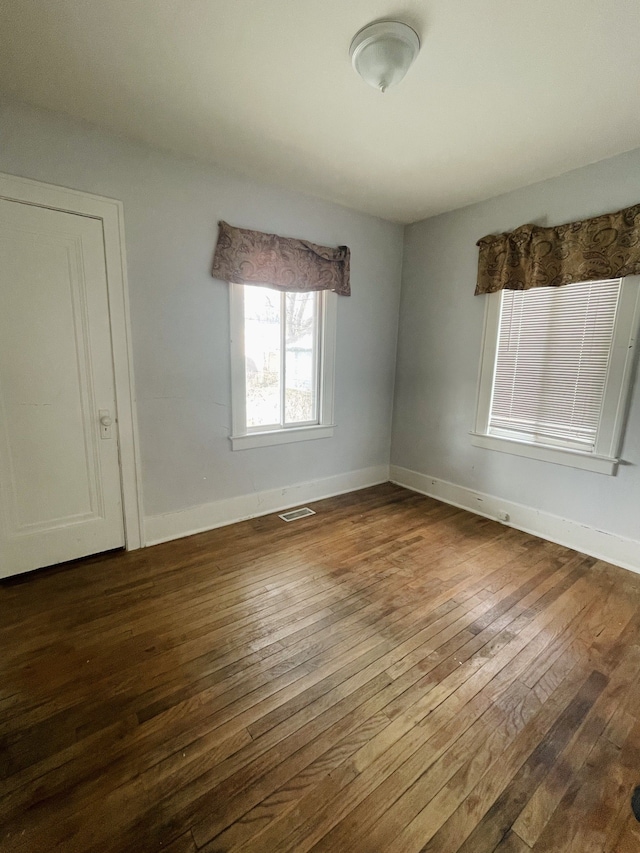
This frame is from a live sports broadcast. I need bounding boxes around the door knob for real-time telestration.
[99,409,113,439]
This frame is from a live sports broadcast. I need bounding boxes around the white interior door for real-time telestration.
[0,198,125,578]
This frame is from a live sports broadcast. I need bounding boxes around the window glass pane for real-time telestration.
[244,285,281,428]
[285,292,318,425]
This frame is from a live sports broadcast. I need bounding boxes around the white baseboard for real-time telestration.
[389,465,640,575]
[144,465,390,546]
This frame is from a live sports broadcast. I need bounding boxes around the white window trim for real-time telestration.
[471,276,640,475]
[229,284,337,450]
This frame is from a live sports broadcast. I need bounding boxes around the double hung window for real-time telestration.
[230,284,336,449]
[473,277,640,473]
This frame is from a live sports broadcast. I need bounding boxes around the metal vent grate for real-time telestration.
[279,507,316,522]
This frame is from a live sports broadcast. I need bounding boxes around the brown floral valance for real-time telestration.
[212,221,351,296]
[475,203,640,295]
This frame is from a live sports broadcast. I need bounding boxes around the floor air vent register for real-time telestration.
[278,507,316,522]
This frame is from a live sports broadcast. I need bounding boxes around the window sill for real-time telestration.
[470,432,618,475]
[230,424,335,451]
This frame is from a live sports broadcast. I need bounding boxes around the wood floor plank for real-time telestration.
[492,831,532,852]
[234,568,600,853]
[418,669,608,853]
[346,680,537,853]
[512,643,640,847]
[280,564,596,851]
[1,483,639,853]
[530,718,640,853]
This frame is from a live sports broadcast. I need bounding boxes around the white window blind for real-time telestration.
[489,279,622,450]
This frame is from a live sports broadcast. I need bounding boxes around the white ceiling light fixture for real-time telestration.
[350,20,420,93]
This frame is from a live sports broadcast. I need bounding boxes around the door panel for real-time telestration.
[0,199,124,577]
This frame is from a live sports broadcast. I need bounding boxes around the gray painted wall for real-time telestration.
[0,97,403,518]
[392,149,640,542]
[3,95,639,546]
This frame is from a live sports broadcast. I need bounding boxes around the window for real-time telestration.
[472,277,640,474]
[230,284,336,449]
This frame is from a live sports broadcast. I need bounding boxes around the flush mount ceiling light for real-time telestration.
[350,20,420,93]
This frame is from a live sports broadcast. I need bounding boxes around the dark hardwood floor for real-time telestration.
[1,483,640,852]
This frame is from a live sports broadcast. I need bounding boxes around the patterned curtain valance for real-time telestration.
[475,203,640,295]
[212,221,351,296]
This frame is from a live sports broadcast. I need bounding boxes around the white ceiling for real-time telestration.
[1,1,640,223]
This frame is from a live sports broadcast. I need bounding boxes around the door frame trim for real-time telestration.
[0,172,144,550]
